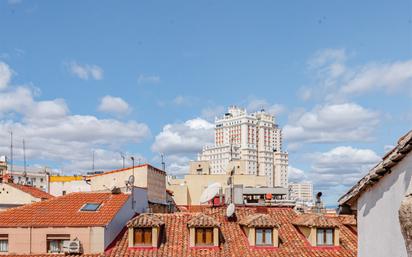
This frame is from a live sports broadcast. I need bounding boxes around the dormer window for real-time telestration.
[195,228,214,246]
[316,228,334,246]
[187,213,220,248]
[256,228,272,246]
[292,214,340,247]
[134,228,152,246]
[239,213,279,248]
[127,214,165,249]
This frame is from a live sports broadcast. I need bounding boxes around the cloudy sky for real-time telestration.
[1,0,411,205]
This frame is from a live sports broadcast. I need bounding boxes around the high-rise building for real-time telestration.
[197,106,288,187]
[289,183,313,203]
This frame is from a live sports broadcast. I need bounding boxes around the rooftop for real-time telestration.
[0,192,129,227]
[292,213,341,228]
[87,163,165,178]
[339,129,412,206]
[105,206,356,257]
[7,182,54,200]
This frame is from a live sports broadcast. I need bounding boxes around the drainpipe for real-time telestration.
[29,227,32,254]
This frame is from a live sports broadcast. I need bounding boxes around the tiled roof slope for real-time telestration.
[127,213,165,227]
[187,213,221,228]
[292,213,340,228]
[106,206,357,257]
[0,192,129,227]
[339,129,412,205]
[239,213,279,228]
[7,183,54,200]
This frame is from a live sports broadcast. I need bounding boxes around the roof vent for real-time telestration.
[111,186,121,194]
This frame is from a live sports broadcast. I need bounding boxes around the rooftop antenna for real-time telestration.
[22,139,27,178]
[120,152,125,169]
[9,131,13,174]
[161,153,165,172]
[92,150,95,173]
[130,156,135,210]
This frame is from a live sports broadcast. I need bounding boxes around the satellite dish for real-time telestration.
[128,175,135,185]
[200,182,221,204]
[226,203,235,217]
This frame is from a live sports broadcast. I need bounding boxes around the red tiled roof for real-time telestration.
[106,206,357,257]
[7,183,54,200]
[88,164,165,178]
[127,213,165,228]
[0,192,129,227]
[292,213,340,228]
[239,213,279,228]
[187,213,221,228]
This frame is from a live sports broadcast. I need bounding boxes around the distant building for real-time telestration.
[339,129,412,257]
[0,190,148,255]
[0,156,54,192]
[49,175,91,196]
[87,164,167,206]
[0,182,54,210]
[289,183,313,203]
[197,106,288,187]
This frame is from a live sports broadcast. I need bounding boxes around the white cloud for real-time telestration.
[308,146,381,188]
[305,48,412,101]
[98,95,131,115]
[0,63,150,172]
[137,74,160,84]
[0,62,12,90]
[340,60,412,95]
[152,118,214,155]
[173,95,185,105]
[284,103,379,144]
[68,62,103,80]
[288,166,308,183]
[201,105,225,121]
[247,98,285,116]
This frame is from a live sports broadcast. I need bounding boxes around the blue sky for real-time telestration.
[0,0,411,204]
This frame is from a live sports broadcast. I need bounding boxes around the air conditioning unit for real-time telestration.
[62,238,81,254]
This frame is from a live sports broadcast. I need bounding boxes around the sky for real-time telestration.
[0,0,411,205]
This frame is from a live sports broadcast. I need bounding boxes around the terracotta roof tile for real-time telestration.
[0,192,129,227]
[7,183,54,200]
[105,206,357,257]
[187,213,221,228]
[239,213,279,228]
[292,213,340,228]
[127,213,165,228]
[338,215,357,226]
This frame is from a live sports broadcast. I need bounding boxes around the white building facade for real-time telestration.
[198,106,288,187]
[289,183,313,202]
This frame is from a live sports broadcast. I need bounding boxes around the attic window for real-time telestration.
[316,228,334,246]
[80,203,101,212]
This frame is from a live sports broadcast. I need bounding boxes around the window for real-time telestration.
[0,235,8,252]
[316,228,334,246]
[133,228,152,246]
[62,190,66,195]
[195,228,213,246]
[80,203,101,211]
[47,235,70,253]
[255,228,272,246]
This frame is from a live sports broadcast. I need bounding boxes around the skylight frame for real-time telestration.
[80,203,102,212]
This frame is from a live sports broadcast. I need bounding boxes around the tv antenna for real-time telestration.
[9,131,13,174]
[22,139,27,178]
[120,152,125,169]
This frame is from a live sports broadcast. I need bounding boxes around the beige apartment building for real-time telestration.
[87,164,167,204]
[0,182,54,210]
[0,190,148,255]
[167,160,269,205]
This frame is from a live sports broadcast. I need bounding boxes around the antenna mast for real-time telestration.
[23,139,27,177]
[92,150,95,173]
[120,152,125,169]
[9,131,13,174]
[161,153,165,172]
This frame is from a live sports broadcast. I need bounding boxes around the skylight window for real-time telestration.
[80,203,101,212]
